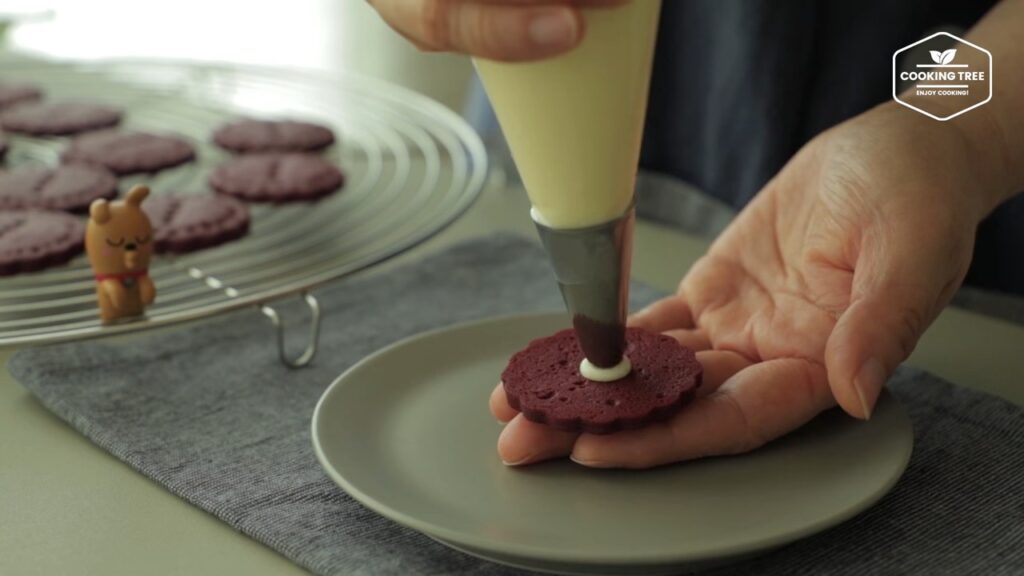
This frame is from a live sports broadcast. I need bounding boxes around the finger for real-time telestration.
[371,0,586,61]
[498,414,579,465]
[694,350,753,395]
[825,231,965,419]
[571,358,834,468]
[628,296,694,332]
[663,328,711,351]
[825,291,941,420]
[489,382,518,423]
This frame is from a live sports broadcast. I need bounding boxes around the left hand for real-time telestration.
[490,102,989,468]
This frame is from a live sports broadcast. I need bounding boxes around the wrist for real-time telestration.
[891,96,1020,216]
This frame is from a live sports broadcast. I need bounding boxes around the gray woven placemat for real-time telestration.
[9,234,1024,576]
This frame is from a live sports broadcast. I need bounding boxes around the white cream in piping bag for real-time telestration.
[476,1,661,381]
[475,0,662,229]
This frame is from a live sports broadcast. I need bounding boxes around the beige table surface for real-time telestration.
[2,183,1023,576]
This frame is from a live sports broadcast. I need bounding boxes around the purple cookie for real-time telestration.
[0,100,122,136]
[209,153,344,203]
[62,131,195,175]
[143,194,251,254]
[501,328,703,435]
[0,81,43,110]
[0,164,118,213]
[0,210,86,276]
[213,119,335,153]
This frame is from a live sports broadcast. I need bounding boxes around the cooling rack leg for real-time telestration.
[259,292,322,368]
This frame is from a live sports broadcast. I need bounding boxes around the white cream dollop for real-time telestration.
[580,356,632,382]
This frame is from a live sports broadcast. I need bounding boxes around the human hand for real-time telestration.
[491,102,991,468]
[367,0,626,61]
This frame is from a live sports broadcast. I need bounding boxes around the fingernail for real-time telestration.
[502,456,532,467]
[570,454,606,468]
[854,358,887,420]
[528,9,578,49]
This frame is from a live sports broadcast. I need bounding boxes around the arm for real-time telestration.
[909,0,1024,214]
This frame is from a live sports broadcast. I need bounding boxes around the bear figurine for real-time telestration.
[85,184,156,323]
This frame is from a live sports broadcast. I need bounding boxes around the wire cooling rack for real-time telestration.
[0,56,487,365]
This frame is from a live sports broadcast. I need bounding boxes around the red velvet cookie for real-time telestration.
[501,328,702,434]
[0,164,118,212]
[213,119,335,153]
[0,100,122,136]
[62,131,195,175]
[143,194,250,254]
[0,81,43,111]
[0,210,86,276]
[209,153,344,203]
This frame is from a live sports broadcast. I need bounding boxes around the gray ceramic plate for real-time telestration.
[312,313,914,575]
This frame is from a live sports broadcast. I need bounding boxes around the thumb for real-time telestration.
[373,1,583,62]
[825,240,964,420]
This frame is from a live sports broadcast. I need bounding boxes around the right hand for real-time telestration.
[368,0,626,61]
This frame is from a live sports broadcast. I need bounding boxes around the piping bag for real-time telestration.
[475,0,661,381]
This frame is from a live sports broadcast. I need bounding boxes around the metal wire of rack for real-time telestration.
[0,57,487,365]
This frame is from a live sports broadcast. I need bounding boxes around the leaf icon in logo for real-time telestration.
[930,50,944,64]
[941,49,957,64]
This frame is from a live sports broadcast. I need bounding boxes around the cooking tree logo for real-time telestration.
[893,31,992,121]
[930,48,958,66]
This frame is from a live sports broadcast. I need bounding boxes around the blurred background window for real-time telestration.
[3,0,475,112]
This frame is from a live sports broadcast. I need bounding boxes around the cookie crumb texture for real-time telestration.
[502,328,702,434]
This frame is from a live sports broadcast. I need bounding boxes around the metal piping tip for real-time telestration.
[533,205,635,369]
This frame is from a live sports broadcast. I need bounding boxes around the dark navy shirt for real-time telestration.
[640,0,1022,295]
